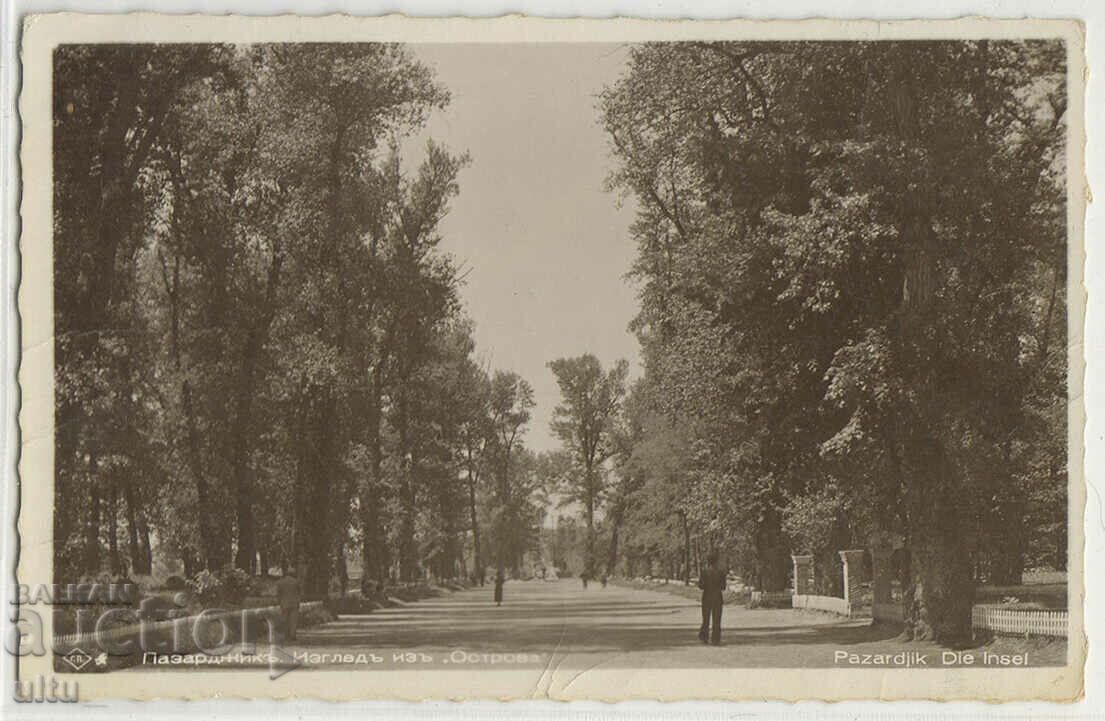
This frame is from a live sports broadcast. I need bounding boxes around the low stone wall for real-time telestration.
[792,593,850,616]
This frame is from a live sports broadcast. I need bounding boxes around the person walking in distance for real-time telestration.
[697,551,726,645]
[494,571,504,606]
[275,568,301,642]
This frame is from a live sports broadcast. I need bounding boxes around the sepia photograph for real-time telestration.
[16,14,1085,702]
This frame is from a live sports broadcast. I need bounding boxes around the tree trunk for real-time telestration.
[895,214,974,640]
[181,381,219,570]
[233,236,282,572]
[607,520,620,577]
[467,469,483,584]
[988,440,1026,586]
[396,392,418,583]
[124,479,141,574]
[888,54,974,642]
[584,468,596,577]
[335,534,348,597]
[988,491,1026,586]
[440,488,456,580]
[138,517,153,575]
[84,454,102,573]
[360,372,388,592]
[304,391,337,598]
[900,439,974,642]
[497,444,510,581]
[182,549,197,578]
[1054,465,1068,570]
[108,477,121,575]
[290,376,312,592]
[231,335,260,573]
[754,503,788,592]
[360,486,382,593]
[681,513,691,585]
[54,400,82,580]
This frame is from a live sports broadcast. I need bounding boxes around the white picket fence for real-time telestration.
[867,603,1068,637]
[971,605,1068,638]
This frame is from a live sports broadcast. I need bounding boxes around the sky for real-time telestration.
[405,44,641,453]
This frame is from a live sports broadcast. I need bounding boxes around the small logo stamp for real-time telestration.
[62,648,92,671]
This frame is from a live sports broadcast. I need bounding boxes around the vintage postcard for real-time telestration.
[16,13,1085,702]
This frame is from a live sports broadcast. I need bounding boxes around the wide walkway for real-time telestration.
[286,578,1064,669]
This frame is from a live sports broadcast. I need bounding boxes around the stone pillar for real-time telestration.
[791,555,813,596]
[838,550,865,612]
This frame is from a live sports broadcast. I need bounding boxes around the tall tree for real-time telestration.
[487,371,536,579]
[455,359,494,583]
[548,355,629,577]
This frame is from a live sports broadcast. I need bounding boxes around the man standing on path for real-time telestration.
[275,568,301,642]
[698,551,726,645]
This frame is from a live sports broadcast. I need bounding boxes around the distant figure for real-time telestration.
[600,574,608,588]
[494,573,504,606]
[275,569,301,642]
[697,551,726,646]
[581,572,589,590]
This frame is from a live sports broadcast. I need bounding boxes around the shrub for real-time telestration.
[219,567,255,603]
[186,570,221,603]
[186,566,255,606]
[137,594,180,622]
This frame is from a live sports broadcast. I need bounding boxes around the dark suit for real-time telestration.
[697,567,726,644]
[275,575,301,641]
